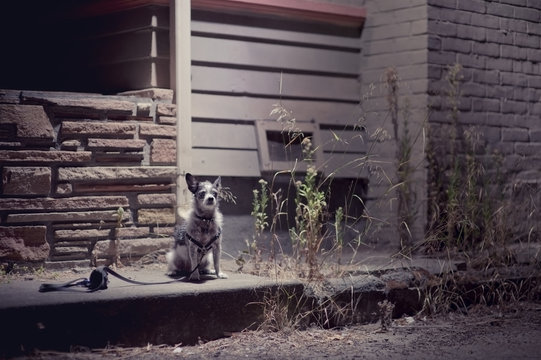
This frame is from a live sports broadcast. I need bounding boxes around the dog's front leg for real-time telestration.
[213,238,228,279]
[188,245,201,281]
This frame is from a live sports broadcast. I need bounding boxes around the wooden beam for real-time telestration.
[172,0,193,212]
[72,0,365,29]
[192,0,366,28]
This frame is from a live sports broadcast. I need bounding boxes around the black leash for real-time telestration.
[38,263,203,293]
[39,229,222,293]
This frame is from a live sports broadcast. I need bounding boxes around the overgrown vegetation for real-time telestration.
[245,64,540,330]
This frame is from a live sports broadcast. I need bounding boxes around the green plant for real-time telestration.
[290,138,327,280]
[249,179,270,265]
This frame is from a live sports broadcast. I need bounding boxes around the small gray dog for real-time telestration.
[166,173,227,281]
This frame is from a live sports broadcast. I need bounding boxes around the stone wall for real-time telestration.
[0,89,178,266]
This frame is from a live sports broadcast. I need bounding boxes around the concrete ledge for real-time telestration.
[0,271,301,356]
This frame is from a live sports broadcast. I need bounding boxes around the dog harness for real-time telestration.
[185,229,222,255]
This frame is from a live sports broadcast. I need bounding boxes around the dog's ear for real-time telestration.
[213,176,222,190]
[186,173,199,194]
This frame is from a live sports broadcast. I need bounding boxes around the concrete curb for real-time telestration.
[2,254,537,357]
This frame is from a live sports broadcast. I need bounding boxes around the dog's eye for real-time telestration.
[211,191,218,198]
[197,191,205,199]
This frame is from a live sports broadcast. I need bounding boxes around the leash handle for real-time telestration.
[38,278,89,292]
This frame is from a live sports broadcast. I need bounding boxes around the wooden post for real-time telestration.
[171,0,192,221]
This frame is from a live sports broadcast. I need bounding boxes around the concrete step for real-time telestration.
[2,254,537,358]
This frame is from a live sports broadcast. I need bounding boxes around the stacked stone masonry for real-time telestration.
[0,89,177,265]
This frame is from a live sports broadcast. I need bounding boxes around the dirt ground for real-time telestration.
[16,302,541,360]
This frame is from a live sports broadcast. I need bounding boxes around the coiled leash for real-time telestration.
[39,230,222,293]
[39,263,204,293]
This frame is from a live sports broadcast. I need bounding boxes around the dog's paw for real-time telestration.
[217,272,228,279]
[200,269,216,276]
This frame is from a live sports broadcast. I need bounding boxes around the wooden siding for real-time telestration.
[191,12,363,178]
[64,0,365,178]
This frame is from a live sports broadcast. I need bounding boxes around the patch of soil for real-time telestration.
[19,302,541,360]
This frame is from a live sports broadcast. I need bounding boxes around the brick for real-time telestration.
[150,138,176,164]
[502,100,528,114]
[118,88,174,101]
[93,237,171,260]
[139,124,176,138]
[137,193,176,206]
[501,0,527,5]
[486,30,514,45]
[500,18,528,33]
[473,69,499,84]
[502,128,529,142]
[501,72,528,87]
[442,38,471,53]
[54,229,111,240]
[21,92,136,116]
[457,0,486,13]
[432,8,472,25]
[530,129,541,142]
[0,150,92,163]
[427,0,456,9]
[114,227,152,239]
[6,210,129,224]
[481,126,501,143]
[531,102,541,115]
[527,49,541,62]
[486,58,513,71]
[0,105,54,141]
[0,104,54,144]
[487,2,515,17]
[473,42,500,57]
[135,103,152,118]
[513,87,538,102]
[515,33,540,48]
[514,7,539,21]
[2,167,51,195]
[457,53,485,68]
[528,0,541,10]
[486,85,514,100]
[61,139,82,150]
[515,143,541,156]
[158,116,176,125]
[501,45,528,60]
[61,121,137,137]
[527,22,541,35]
[75,183,174,193]
[56,183,73,195]
[156,103,176,116]
[87,138,147,150]
[456,24,486,41]
[461,82,486,97]
[428,51,457,65]
[428,20,457,36]
[58,166,177,182]
[473,98,500,112]
[529,76,541,89]
[0,196,128,211]
[470,13,500,29]
[0,226,49,261]
[137,208,175,225]
[428,36,442,50]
